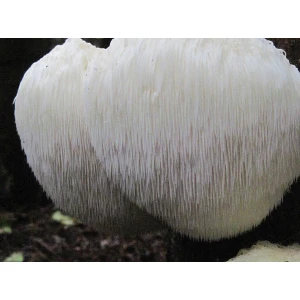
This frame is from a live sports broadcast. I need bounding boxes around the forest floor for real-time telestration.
[0,203,168,262]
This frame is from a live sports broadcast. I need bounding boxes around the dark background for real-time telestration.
[0,38,300,261]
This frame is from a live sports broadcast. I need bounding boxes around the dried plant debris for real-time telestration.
[51,211,77,227]
[0,205,168,262]
[0,225,12,234]
[4,251,24,262]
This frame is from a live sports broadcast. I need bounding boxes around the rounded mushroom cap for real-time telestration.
[85,38,300,240]
[14,38,165,235]
[228,241,300,262]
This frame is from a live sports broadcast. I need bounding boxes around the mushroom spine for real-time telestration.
[84,38,300,240]
[14,38,165,235]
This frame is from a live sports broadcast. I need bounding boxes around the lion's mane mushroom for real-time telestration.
[85,38,300,241]
[228,241,300,262]
[14,38,164,235]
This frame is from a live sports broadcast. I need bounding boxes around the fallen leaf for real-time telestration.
[4,252,24,262]
[51,211,77,226]
[0,225,12,234]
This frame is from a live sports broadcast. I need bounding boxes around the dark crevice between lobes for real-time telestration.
[82,38,113,49]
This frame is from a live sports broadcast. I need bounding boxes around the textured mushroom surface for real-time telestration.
[14,39,165,235]
[228,241,300,262]
[85,38,300,240]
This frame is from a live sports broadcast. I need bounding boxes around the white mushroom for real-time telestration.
[228,241,300,262]
[85,38,300,240]
[14,38,165,235]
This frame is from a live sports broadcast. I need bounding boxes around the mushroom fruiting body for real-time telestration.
[85,38,300,240]
[228,241,300,262]
[14,39,165,235]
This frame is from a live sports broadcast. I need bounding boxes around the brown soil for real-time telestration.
[0,204,168,262]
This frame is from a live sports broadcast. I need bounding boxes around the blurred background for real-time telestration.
[0,38,300,262]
